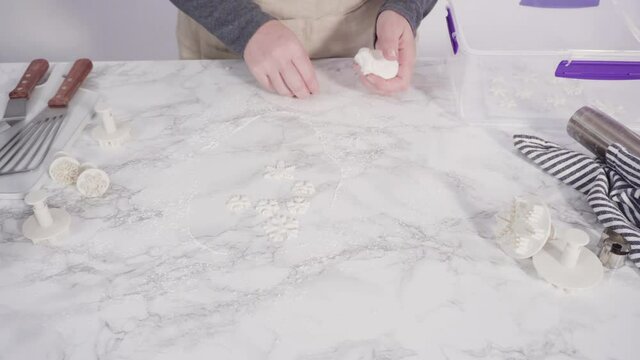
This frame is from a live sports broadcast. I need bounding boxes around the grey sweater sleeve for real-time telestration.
[169,0,273,55]
[379,0,438,33]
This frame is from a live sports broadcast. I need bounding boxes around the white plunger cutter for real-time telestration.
[48,152,81,186]
[76,163,110,198]
[533,228,603,289]
[22,190,71,244]
[560,230,586,268]
[92,102,130,148]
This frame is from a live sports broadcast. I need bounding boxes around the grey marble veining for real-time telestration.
[0,59,638,360]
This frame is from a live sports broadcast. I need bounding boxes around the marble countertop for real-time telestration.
[0,59,638,360]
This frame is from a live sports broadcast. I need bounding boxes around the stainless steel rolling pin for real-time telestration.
[567,106,640,159]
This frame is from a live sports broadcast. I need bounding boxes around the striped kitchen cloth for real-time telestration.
[513,134,640,267]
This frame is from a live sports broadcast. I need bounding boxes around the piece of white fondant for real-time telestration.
[354,48,399,80]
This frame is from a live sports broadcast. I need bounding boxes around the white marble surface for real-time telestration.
[0,59,638,360]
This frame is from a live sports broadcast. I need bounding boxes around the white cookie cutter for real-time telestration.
[48,152,81,186]
[92,102,131,148]
[495,197,554,259]
[76,163,110,198]
[22,190,71,244]
[533,228,603,289]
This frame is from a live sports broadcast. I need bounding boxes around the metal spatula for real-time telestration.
[1,59,49,127]
[0,59,93,176]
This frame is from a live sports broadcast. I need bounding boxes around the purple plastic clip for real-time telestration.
[446,7,459,55]
[555,60,640,80]
[520,0,600,8]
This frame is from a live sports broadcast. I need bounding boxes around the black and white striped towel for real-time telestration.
[513,134,640,267]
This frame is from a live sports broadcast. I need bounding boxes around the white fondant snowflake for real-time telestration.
[286,197,310,215]
[291,181,316,197]
[490,85,508,98]
[514,88,533,100]
[546,96,566,108]
[594,101,625,118]
[547,77,565,85]
[226,195,251,214]
[255,199,280,217]
[514,73,539,84]
[499,97,517,109]
[563,83,583,96]
[264,160,295,181]
[490,76,507,86]
[263,214,299,242]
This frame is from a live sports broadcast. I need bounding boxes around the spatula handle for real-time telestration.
[8,59,49,100]
[48,58,93,108]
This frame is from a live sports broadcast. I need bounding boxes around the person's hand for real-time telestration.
[244,20,319,99]
[361,10,416,95]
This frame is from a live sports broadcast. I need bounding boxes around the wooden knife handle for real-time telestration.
[48,58,93,108]
[8,59,49,100]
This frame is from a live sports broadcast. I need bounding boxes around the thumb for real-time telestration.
[376,35,399,61]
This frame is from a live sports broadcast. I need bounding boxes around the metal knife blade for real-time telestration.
[1,59,49,126]
[2,98,27,125]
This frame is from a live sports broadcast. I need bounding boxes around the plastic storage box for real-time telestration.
[446,0,640,125]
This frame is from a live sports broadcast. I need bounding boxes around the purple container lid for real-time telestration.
[555,60,640,80]
[520,0,600,8]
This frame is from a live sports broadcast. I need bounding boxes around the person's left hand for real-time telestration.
[360,10,415,95]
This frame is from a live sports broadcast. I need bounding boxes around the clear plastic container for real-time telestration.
[446,0,640,126]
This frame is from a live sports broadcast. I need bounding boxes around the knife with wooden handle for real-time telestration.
[1,59,49,126]
[48,58,93,108]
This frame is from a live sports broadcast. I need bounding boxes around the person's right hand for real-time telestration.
[244,20,319,99]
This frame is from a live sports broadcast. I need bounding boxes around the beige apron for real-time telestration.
[176,0,384,60]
